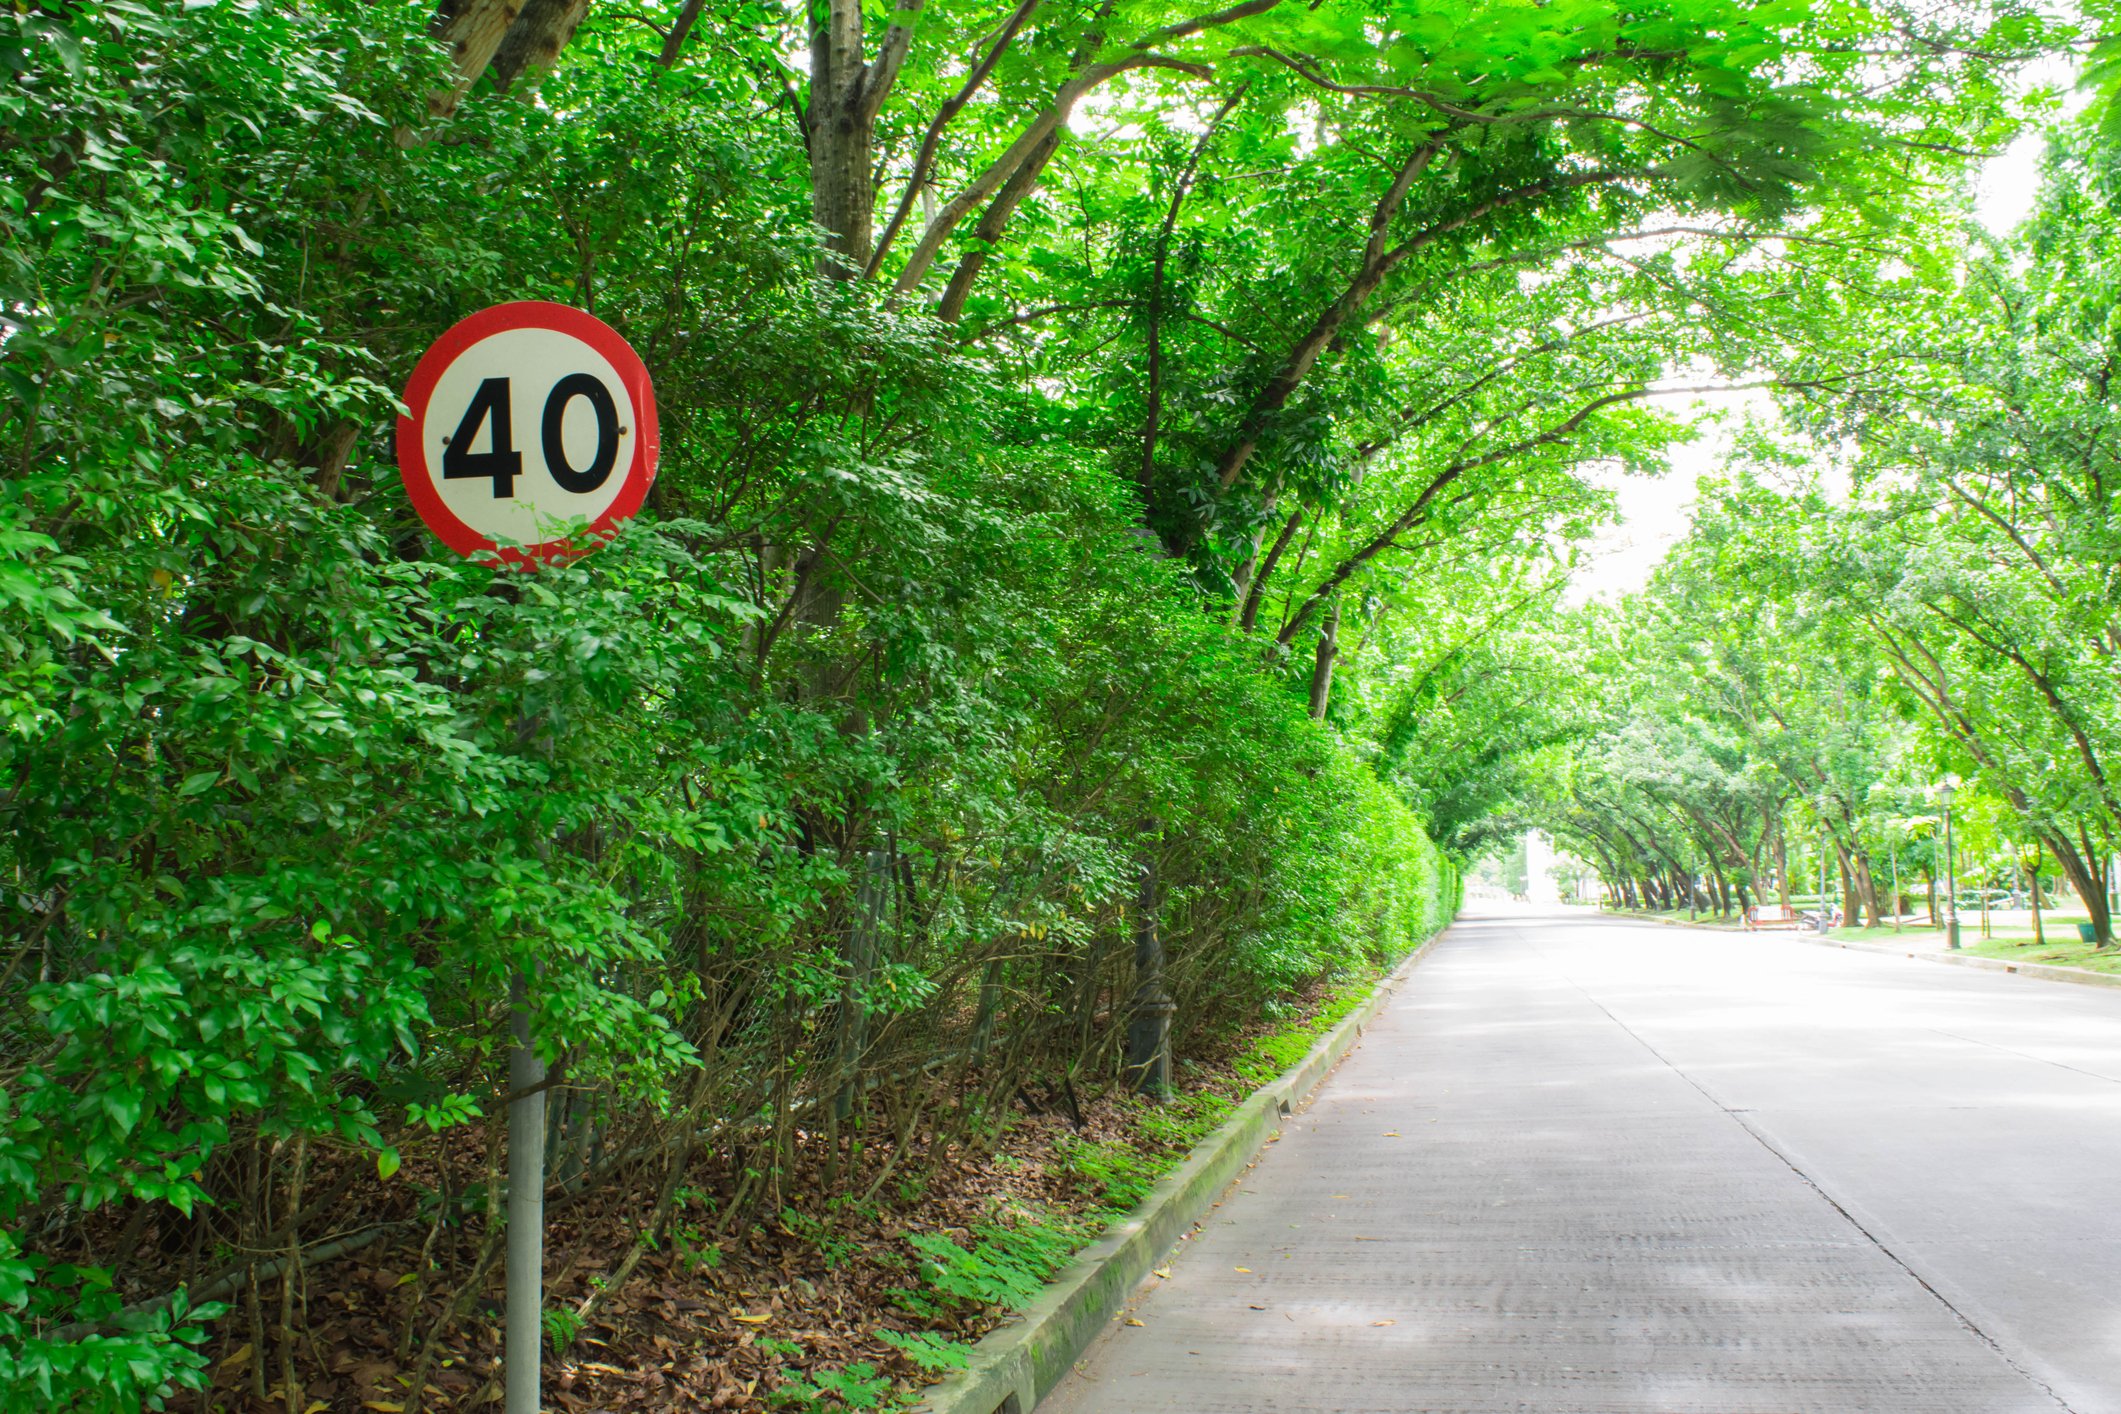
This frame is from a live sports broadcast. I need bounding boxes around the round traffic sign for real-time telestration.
[396,301,659,565]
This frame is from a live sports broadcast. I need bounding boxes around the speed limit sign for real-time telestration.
[396,301,659,564]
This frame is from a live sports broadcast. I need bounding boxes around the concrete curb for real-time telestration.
[1785,931,2121,991]
[910,933,1444,1414]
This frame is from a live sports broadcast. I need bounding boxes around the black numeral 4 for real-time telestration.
[442,377,522,497]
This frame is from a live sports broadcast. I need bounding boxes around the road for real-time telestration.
[1037,906,2121,1414]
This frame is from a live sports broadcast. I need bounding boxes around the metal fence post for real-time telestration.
[1124,838,1173,1101]
[835,849,888,1119]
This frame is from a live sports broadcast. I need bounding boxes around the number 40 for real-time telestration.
[442,374,620,496]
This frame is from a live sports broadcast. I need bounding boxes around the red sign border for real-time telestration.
[395,300,661,567]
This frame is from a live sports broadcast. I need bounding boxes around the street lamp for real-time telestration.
[1818,816,1831,934]
[1939,774,1962,951]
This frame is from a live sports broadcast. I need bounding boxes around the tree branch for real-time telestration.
[866,0,1040,278]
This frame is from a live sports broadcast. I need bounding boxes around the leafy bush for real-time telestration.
[0,1,1465,1404]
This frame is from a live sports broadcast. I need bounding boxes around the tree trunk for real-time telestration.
[808,0,876,276]
[433,0,522,102]
[938,133,1061,321]
[1850,851,1881,927]
[1307,601,1339,721]
[2026,841,2044,948]
[1774,817,1791,909]
[490,0,588,90]
[2043,830,2111,947]
[430,0,585,112]
[1124,840,1173,1100]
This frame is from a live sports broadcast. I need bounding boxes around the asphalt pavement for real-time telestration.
[1035,904,2121,1414]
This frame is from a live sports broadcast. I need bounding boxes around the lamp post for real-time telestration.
[1890,821,1902,934]
[1940,774,1962,951]
[1817,815,1831,934]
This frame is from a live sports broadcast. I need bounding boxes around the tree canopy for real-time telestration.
[0,0,2079,1407]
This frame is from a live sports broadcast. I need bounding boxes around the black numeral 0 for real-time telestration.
[440,373,619,498]
[541,373,619,494]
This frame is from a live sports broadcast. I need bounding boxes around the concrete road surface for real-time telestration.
[1037,906,2121,1414]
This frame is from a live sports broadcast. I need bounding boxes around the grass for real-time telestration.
[1826,923,1948,944]
[1609,902,2121,975]
[1957,918,2121,974]
[1605,905,1745,927]
[1816,913,2121,974]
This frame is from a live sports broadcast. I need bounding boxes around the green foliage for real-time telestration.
[1522,119,2121,934]
[1052,1136,1160,1215]
[782,1209,862,1272]
[770,1360,897,1412]
[906,1222,1077,1313]
[542,1304,584,1355]
[874,1328,971,1374]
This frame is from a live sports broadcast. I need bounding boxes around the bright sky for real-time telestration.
[1570,57,2079,602]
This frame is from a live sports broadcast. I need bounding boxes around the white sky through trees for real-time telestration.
[1574,63,2074,602]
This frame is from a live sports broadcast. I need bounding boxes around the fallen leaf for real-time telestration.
[221,1344,254,1372]
[1234,1267,1251,1273]
[1381,1131,1401,1137]
[1248,1304,1266,1311]
[1152,1269,1171,1279]
[363,1403,406,1412]
[733,1313,771,1325]
[1372,1319,1396,1327]
[1125,1318,1145,1327]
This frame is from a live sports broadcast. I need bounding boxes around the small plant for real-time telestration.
[670,1217,723,1273]
[908,1220,1074,1312]
[886,1285,942,1321]
[772,1360,897,1410]
[877,1328,971,1373]
[542,1305,583,1354]
[1054,1136,1155,1211]
[1132,1089,1228,1149]
[782,1207,860,1270]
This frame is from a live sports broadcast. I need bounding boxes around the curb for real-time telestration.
[1786,931,2121,991]
[910,932,1445,1414]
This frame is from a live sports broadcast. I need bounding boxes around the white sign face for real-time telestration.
[396,302,659,565]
